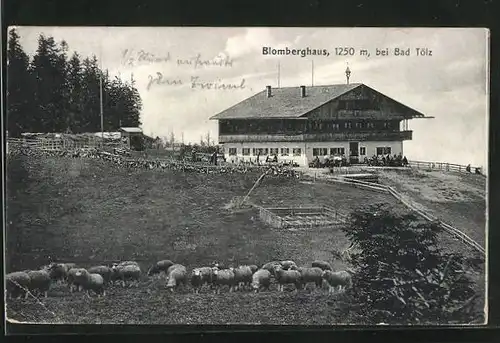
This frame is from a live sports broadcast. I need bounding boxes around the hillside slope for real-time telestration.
[376,169,486,248]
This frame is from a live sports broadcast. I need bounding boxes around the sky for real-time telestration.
[12,27,489,169]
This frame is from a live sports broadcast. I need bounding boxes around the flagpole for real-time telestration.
[99,44,104,148]
[277,61,281,88]
[311,60,314,86]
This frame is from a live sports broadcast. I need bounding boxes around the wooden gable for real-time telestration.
[304,84,425,120]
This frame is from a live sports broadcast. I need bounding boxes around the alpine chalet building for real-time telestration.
[210,80,429,167]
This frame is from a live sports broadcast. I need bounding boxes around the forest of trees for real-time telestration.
[7,28,142,137]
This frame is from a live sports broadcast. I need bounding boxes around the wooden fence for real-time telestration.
[311,175,486,257]
[407,160,484,175]
[8,137,124,152]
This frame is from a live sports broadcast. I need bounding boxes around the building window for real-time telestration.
[229,148,237,156]
[360,147,366,156]
[376,147,392,155]
[383,122,391,129]
[313,148,328,156]
[281,148,289,156]
[293,148,302,156]
[330,147,345,155]
[242,148,250,156]
[355,122,363,129]
[333,123,339,130]
[344,122,352,129]
[252,148,269,156]
[270,148,279,155]
[367,122,374,129]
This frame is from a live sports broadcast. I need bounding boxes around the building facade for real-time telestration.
[210,83,429,166]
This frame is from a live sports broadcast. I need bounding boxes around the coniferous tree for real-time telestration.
[7,31,144,135]
[30,35,68,132]
[341,203,481,324]
[7,28,33,136]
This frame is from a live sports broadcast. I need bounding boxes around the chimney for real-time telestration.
[266,85,272,98]
[300,85,306,97]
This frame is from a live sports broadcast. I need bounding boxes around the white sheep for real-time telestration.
[88,265,113,284]
[231,265,253,291]
[322,270,352,294]
[147,260,174,277]
[311,260,333,271]
[251,269,271,293]
[190,267,214,293]
[274,265,302,292]
[27,269,52,298]
[167,264,187,275]
[112,263,142,287]
[297,267,324,290]
[6,271,31,299]
[73,269,106,297]
[212,268,236,294]
[166,266,188,292]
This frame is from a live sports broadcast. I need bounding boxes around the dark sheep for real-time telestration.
[147,259,174,277]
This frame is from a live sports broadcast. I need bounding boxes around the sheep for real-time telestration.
[112,263,142,287]
[45,262,76,284]
[248,265,259,274]
[280,260,297,270]
[322,270,352,294]
[73,269,106,297]
[251,269,272,293]
[147,259,174,277]
[274,266,302,292]
[311,260,333,271]
[190,267,214,293]
[231,265,254,291]
[26,269,52,298]
[297,267,324,290]
[166,267,188,293]
[88,265,113,284]
[261,261,282,275]
[212,268,236,294]
[67,268,88,292]
[167,264,187,275]
[6,271,31,299]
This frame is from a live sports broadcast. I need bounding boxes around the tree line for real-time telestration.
[7,28,142,137]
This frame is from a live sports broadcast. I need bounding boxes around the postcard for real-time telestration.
[5,27,488,328]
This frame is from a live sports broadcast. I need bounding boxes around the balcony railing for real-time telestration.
[219,131,413,143]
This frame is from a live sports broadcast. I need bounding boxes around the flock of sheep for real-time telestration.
[9,146,300,178]
[6,259,353,299]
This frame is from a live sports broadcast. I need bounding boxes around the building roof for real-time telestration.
[210,83,426,120]
[119,127,143,133]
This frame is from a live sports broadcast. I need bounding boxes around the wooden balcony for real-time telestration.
[219,130,412,143]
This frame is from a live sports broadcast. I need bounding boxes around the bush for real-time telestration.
[341,203,480,324]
